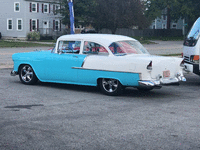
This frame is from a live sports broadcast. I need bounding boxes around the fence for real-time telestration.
[100,28,183,37]
[38,28,67,39]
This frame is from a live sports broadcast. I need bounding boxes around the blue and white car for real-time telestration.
[11,34,186,95]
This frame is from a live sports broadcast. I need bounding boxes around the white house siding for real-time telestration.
[150,16,184,30]
[0,0,64,39]
[0,0,26,38]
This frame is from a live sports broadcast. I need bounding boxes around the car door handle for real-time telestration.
[73,56,78,58]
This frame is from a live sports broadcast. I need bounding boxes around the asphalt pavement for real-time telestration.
[0,41,200,150]
[0,68,200,150]
[143,40,183,55]
[0,40,183,69]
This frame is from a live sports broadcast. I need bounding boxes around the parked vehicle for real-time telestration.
[81,28,97,34]
[11,34,186,95]
[183,17,200,75]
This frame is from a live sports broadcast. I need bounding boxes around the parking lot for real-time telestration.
[1,41,200,150]
[0,68,200,150]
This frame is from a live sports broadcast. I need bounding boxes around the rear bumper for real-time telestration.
[138,74,186,88]
[10,70,18,76]
[184,63,193,73]
[184,62,200,75]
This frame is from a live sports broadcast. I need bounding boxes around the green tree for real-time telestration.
[171,0,200,29]
[145,0,177,29]
[91,0,150,33]
[59,0,150,33]
[59,0,96,28]
[145,0,200,30]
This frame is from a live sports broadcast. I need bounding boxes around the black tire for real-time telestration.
[99,78,123,96]
[19,65,38,85]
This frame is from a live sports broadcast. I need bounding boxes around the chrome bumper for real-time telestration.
[10,70,18,76]
[139,74,186,88]
[184,63,193,73]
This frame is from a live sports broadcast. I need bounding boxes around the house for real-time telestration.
[150,15,184,30]
[0,0,65,39]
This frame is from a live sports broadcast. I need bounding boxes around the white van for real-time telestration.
[183,17,200,75]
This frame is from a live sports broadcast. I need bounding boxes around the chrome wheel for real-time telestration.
[102,78,118,93]
[19,65,38,85]
[21,66,33,82]
[99,78,123,96]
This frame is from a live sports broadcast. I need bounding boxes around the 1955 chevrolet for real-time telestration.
[11,34,186,95]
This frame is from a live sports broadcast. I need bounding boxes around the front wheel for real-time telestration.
[99,78,123,96]
[19,65,38,85]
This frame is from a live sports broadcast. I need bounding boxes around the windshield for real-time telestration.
[184,17,200,47]
[109,40,149,55]
[187,17,200,40]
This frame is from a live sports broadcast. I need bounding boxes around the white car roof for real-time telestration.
[58,34,137,47]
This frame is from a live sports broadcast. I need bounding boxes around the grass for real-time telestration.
[160,53,182,57]
[0,40,54,48]
[134,36,184,42]
[138,40,157,44]
[37,40,56,43]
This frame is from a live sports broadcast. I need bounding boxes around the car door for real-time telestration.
[43,40,86,83]
[76,41,109,85]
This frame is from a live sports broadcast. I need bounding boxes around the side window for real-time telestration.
[83,41,108,55]
[58,41,81,54]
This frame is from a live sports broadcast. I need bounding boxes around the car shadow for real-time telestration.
[37,81,100,93]
[36,81,172,99]
[181,73,200,86]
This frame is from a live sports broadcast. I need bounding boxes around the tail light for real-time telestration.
[190,55,199,64]
[147,61,152,70]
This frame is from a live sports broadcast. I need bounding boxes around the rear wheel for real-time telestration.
[19,65,38,85]
[99,78,123,96]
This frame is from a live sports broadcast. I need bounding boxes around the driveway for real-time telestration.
[143,40,183,55]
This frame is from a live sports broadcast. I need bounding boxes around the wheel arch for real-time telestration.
[97,77,123,87]
[18,63,40,80]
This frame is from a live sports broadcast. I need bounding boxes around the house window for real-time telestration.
[162,15,167,21]
[53,20,61,31]
[162,24,166,29]
[17,19,23,31]
[14,2,20,12]
[44,3,49,13]
[53,4,60,15]
[7,19,13,30]
[30,19,39,31]
[53,20,60,31]
[172,23,177,29]
[55,21,59,31]
[32,3,37,12]
[32,20,37,30]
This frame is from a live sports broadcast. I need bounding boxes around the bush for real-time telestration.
[40,35,53,40]
[27,31,40,41]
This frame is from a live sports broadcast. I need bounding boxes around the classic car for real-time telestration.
[11,34,186,95]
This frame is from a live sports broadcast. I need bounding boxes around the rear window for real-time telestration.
[109,40,149,56]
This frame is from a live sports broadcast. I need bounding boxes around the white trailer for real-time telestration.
[183,17,200,75]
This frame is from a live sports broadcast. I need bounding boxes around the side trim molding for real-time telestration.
[72,67,141,74]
